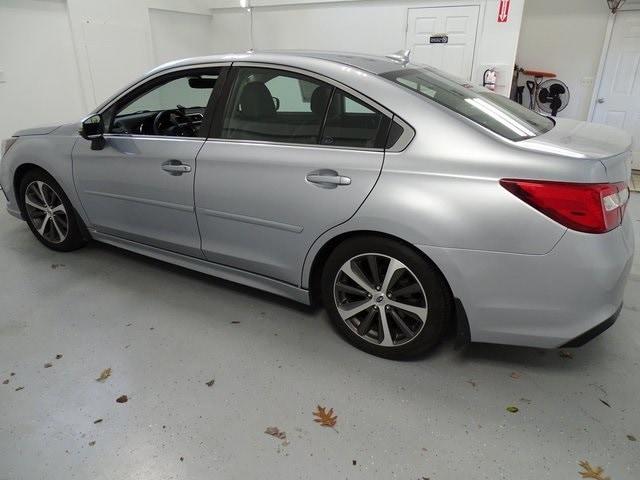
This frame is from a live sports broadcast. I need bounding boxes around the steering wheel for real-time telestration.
[152,109,194,136]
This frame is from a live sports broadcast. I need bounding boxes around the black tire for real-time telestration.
[19,169,88,252]
[321,236,452,359]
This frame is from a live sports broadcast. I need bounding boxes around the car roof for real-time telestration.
[148,50,406,76]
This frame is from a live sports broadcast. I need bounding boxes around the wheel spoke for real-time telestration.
[381,258,403,293]
[50,216,65,241]
[36,181,49,207]
[389,282,421,298]
[335,282,368,297]
[25,197,47,211]
[340,261,374,293]
[367,255,381,286]
[357,307,377,336]
[377,308,394,346]
[388,307,415,338]
[37,215,50,236]
[337,298,374,320]
[387,299,427,321]
[50,204,66,214]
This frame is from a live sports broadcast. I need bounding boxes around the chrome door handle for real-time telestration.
[161,160,192,175]
[306,172,351,186]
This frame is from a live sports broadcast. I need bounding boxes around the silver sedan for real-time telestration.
[0,51,634,358]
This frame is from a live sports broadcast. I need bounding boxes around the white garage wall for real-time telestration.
[210,0,525,97]
[0,0,85,141]
[516,0,610,120]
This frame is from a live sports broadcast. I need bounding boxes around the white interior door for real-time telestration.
[149,9,213,65]
[405,5,479,80]
[592,10,640,170]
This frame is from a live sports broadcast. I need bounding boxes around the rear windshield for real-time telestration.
[381,67,554,141]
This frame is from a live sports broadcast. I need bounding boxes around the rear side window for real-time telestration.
[321,90,388,148]
[220,66,390,149]
[221,67,331,145]
[382,67,554,141]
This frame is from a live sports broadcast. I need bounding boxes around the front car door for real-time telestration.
[73,65,228,257]
[195,64,392,285]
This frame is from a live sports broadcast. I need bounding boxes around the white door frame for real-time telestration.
[587,6,640,121]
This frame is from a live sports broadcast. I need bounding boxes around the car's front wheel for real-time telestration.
[321,236,451,359]
[19,169,87,251]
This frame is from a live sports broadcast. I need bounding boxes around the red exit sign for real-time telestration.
[498,0,510,23]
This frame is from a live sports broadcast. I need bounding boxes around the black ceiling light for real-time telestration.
[607,0,626,13]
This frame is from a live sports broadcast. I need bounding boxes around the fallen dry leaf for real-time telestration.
[510,372,521,379]
[2,379,8,385]
[578,460,610,480]
[55,354,63,360]
[599,399,611,408]
[466,379,477,388]
[116,395,128,403]
[313,405,337,428]
[180,457,184,462]
[10,372,15,376]
[44,363,52,368]
[96,368,111,383]
[88,441,96,447]
[506,406,519,413]
[205,379,215,387]
[559,350,574,359]
[265,426,287,441]
[93,419,103,424]
[15,386,24,391]
[627,434,636,442]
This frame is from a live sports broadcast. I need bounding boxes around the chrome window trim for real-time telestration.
[102,133,206,141]
[203,137,385,154]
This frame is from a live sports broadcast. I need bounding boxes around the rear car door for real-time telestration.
[73,65,228,257]
[194,64,391,284]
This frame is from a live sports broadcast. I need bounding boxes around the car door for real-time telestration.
[73,65,228,257]
[194,64,391,285]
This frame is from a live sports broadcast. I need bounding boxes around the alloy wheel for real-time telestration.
[24,180,69,244]
[333,253,428,347]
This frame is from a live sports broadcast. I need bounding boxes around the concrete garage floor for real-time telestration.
[1,197,639,480]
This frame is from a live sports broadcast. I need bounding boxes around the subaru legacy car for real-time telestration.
[0,51,634,358]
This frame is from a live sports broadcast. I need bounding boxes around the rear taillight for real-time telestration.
[500,179,629,234]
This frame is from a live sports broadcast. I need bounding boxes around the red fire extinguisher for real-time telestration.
[483,68,497,91]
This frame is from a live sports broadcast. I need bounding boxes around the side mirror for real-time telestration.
[272,96,280,111]
[79,114,105,150]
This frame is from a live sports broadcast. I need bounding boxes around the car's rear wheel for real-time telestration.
[321,236,451,359]
[19,170,87,251]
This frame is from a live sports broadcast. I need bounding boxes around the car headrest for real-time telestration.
[310,86,332,116]
[239,82,276,119]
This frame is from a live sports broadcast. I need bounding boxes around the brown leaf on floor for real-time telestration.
[116,395,128,403]
[180,457,184,462]
[88,441,96,446]
[55,354,63,360]
[10,372,15,376]
[599,399,611,408]
[205,379,215,387]
[559,350,574,359]
[313,405,337,428]
[44,363,53,368]
[352,460,357,466]
[265,426,287,440]
[578,460,610,480]
[506,406,519,413]
[96,368,111,383]
[466,379,477,388]
[2,379,8,385]
[627,434,636,442]
[93,419,103,424]
[15,386,24,391]
[510,372,521,379]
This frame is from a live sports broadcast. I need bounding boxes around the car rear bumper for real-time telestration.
[418,213,634,348]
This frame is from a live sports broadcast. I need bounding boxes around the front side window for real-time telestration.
[381,67,554,141]
[220,66,390,148]
[109,70,219,137]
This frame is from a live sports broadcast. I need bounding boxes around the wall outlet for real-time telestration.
[581,76,594,88]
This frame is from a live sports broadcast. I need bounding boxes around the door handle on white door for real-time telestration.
[161,160,192,175]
